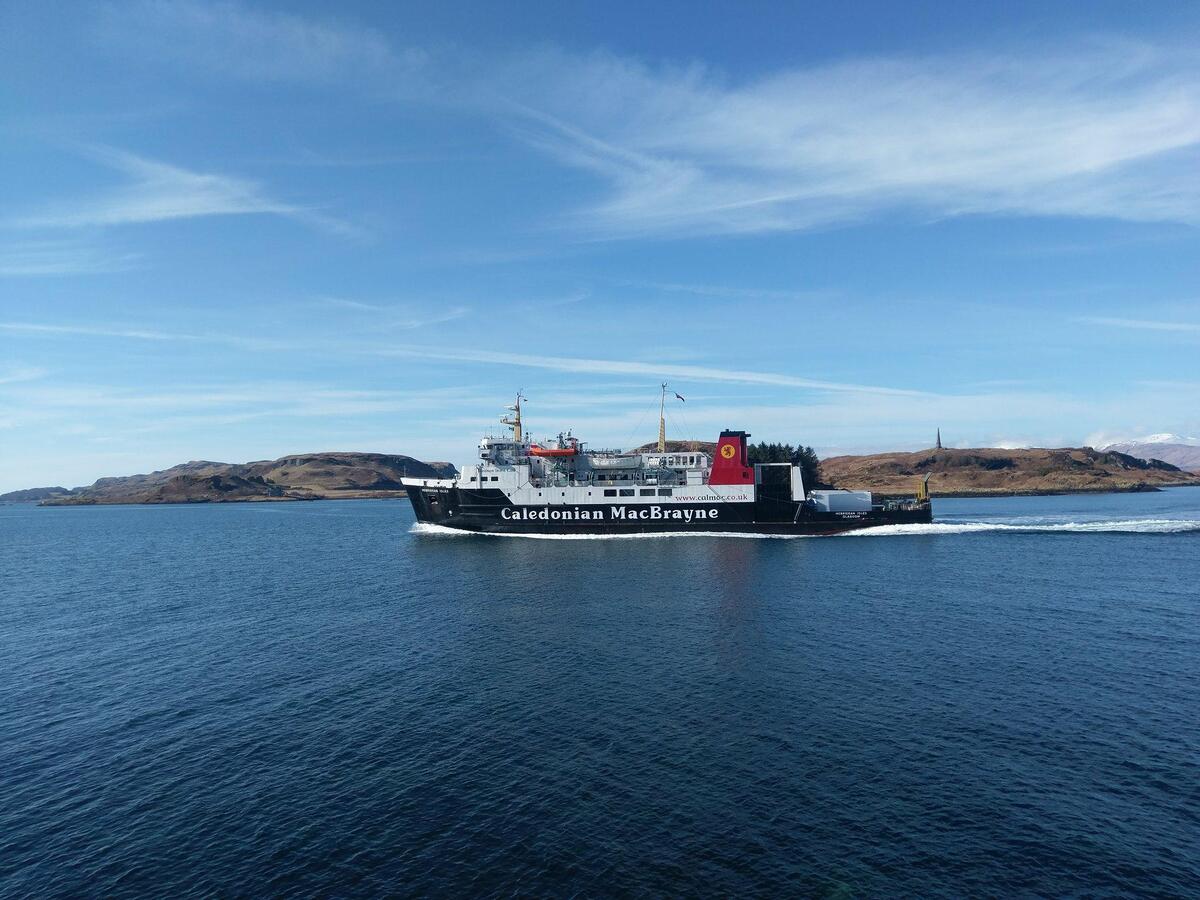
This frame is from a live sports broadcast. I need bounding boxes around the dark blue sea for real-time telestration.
[2,490,1199,897]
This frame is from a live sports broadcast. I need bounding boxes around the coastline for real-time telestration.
[12,446,1197,507]
[874,483,1200,500]
[21,482,1198,507]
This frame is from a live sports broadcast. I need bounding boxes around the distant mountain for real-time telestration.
[821,447,1198,497]
[0,486,75,502]
[1101,435,1200,472]
[37,453,458,505]
[1126,433,1200,445]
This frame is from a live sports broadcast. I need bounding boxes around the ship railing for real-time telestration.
[528,472,687,489]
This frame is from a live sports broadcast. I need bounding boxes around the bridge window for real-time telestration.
[619,488,635,497]
[657,488,673,496]
[604,489,617,497]
[639,488,655,496]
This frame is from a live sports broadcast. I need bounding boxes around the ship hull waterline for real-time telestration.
[406,486,932,536]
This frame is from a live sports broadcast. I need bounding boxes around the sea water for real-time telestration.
[2,489,1198,896]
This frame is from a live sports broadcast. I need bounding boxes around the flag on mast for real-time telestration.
[674,392,685,402]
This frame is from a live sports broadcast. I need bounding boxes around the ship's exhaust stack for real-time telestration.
[708,430,754,485]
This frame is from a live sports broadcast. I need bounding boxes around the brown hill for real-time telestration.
[821,447,1199,497]
[40,453,457,505]
[240,452,452,495]
[137,473,292,503]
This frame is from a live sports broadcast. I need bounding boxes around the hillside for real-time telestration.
[632,441,1198,496]
[38,453,457,505]
[821,447,1199,497]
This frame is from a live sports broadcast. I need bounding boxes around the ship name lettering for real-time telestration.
[501,506,603,521]
[609,506,720,522]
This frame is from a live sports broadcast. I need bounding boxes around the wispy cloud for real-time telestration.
[497,41,1200,238]
[319,297,387,312]
[514,290,589,312]
[11,147,288,228]
[0,322,197,341]
[1084,429,1132,449]
[0,381,486,440]
[0,319,921,395]
[0,240,141,276]
[616,279,831,302]
[0,366,48,385]
[0,320,320,352]
[0,306,468,353]
[1076,315,1200,332]
[317,299,470,328]
[385,307,470,330]
[91,7,1200,241]
[1136,379,1200,390]
[383,345,928,396]
[81,5,1200,241]
[95,0,426,89]
[8,146,356,235]
[1,315,926,395]
[265,148,460,168]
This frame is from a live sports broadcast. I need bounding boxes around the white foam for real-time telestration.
[411,519,1200,540]
[841,519,1200,536]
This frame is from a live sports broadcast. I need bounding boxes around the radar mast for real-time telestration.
[501,392,525,442]
[658,383,668,452]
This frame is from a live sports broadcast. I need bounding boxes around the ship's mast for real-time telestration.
[657,382,667,452]
[501,392,525,442]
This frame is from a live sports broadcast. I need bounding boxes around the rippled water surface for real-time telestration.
[2,490,1199,897]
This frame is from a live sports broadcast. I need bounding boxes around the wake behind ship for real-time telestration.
[403,393,932,535]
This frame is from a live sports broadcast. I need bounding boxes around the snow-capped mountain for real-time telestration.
[1102,434,1200,471]
[1135,433,1200,446]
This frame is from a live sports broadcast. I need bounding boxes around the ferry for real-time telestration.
[403,389,932,535]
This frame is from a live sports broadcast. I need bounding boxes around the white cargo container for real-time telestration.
[808,490,873,512]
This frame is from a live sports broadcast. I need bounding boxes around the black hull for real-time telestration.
[405,486,932,536]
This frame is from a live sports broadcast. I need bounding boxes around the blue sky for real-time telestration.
[2,1,1199,492]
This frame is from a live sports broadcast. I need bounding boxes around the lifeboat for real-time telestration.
[529,444,577,457]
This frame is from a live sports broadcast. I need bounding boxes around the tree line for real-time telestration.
[746,442,822,488]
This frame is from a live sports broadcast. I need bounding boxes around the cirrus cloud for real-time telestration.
[496,41,1200,237]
